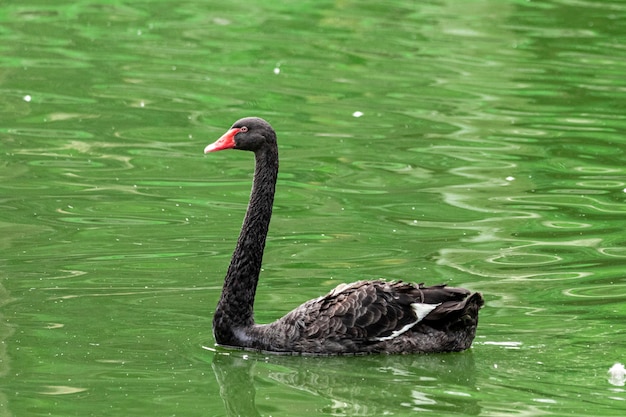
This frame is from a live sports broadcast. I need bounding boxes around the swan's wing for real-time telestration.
[302,280,464,342]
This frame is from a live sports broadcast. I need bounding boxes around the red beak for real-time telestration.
[204,128,240,153]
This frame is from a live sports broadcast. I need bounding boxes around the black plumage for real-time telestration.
[205,117,484,355]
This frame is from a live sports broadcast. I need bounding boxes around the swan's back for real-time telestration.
[243,280,483,355]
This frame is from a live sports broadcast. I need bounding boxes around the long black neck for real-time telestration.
[213,145,278,345]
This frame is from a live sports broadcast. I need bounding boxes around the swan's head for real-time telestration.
[204,117,276,154]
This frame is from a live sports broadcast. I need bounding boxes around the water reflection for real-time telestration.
[211,350,479,416]
[212,353,261,417]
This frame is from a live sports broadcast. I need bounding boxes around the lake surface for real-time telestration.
[2,0,626,415]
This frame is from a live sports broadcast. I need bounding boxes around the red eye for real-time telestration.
[240,126,248,133]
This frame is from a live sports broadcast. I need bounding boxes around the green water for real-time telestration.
[2,0,626,415]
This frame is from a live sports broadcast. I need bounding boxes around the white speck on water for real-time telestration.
[23,94,32,102]
[483,341,522,349]
[273,66,280,75]
[445,390,472,398]
[213,17,231,26]
[533,398,557,404]
[506,176,515,181]
[352,111,364,118]
[608,363,626,386]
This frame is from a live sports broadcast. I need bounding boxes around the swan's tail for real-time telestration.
[421,286,484,328]
[416,286,484,352]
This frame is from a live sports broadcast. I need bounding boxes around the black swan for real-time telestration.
[205,117,484,355]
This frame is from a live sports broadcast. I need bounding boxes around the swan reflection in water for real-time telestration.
[210,349,480,416]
